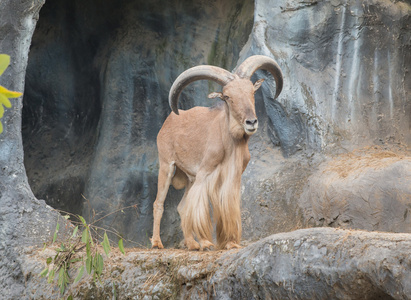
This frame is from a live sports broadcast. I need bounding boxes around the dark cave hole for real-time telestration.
[22,0,254,246]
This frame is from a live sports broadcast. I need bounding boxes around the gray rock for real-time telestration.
[255,0,411,150]
[18,0,411,247]
[0,2,71,298]
[0,0,411,298]
[210,228,411,299]
[300,149,411,232]
[240,0,411,241]
[17,228,411,299]
[22,0,255,247]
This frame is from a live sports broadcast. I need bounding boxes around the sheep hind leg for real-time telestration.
[151,161,175,249]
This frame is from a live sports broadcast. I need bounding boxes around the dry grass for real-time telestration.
[324,146,410,178]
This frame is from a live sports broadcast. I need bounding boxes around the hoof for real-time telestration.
[185,239,201,251]
[225,241,242,250]
[151,238,164,249]
[200,240,215,251]
[178,239,186,249]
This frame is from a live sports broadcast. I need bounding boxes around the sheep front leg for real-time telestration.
[214,177,242,250]
[178,183,201,251]
[151,161,175,249]
[180,174,214,251]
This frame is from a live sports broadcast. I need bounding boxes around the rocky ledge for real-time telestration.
[22,228,411,299]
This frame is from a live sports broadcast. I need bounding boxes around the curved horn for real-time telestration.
[169,65,235,115]
[235,55,283,100]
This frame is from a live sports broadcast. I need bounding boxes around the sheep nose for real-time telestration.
[246,119,258,126]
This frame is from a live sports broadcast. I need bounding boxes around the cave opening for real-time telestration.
[22,0,254,246]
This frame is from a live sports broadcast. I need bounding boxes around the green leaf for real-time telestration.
[0,104,4,118]
[102,232,110,256]
[56,243,67,252]
[81,228,89,244]
[69,257,82,264]
[48,269,55,283]
[39,267,49,277]
[86,256,92,275]
[112,282,117,300]
[78,215,87,226]
[0,85,22,99]
[67,295,73,300]
[0,54,10,76]
[0,93,11,108]
[74,265,85,283]
[46,257,52,265]
[58,268,64,285]
[95,254,104,276]
[71,226,78,239]
[86,238,91,260]
[118,239,125,255]
[99,254,104,273]
[58,267,68,294]
[52,223,60,244]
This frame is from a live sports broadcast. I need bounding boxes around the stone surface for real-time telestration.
[20,0,411,248]
[238,0,411,241]
[22,0,254,247]
[256,0,411,151]
[0,0,411,298]
[300,148,411,232]
[0,0,65,298]
[19,228,411,299]
[211,228,411,299]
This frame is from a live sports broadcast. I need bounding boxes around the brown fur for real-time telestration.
[151,79,257,250]
[151,57,283,251]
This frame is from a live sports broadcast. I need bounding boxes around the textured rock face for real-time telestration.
[0,0,64,298]
[21,0,411,248]
[18,228,411,299]
[22,0,254,246]
[0,0,411,298]
[256,0,411,150]
[211,228,411,299]
[238,0,411,240]
[300,149,411,232]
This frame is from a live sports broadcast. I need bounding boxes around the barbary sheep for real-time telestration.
[151,55,283,250]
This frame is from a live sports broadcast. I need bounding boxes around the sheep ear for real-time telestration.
[254,78,265,92]
[208,92,223,99]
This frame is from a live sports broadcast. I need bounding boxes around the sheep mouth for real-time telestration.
[245,127,257,135]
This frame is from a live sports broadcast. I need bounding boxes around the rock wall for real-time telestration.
[237,0,411,240]
[0,0,63,297]
[0,0,411,298]
[300,148,411,231]
[255,0,411,151]
[21,0,411,247]
[22,0,254,247]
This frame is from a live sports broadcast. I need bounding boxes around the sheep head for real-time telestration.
[169,55,283,137]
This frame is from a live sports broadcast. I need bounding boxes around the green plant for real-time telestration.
[40,213,126,296]
[0,54,22,134]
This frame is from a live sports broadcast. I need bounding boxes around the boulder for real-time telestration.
[20,228,411,299]
[0,0,411,298]
[301,148,411,232]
